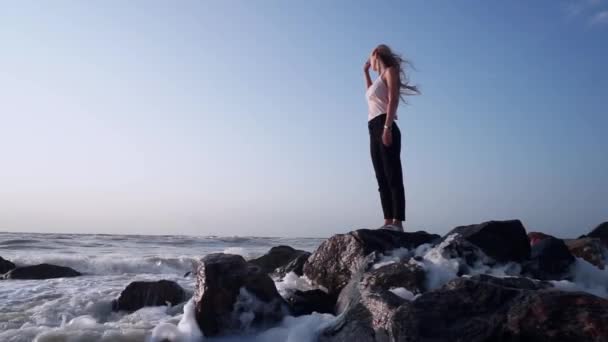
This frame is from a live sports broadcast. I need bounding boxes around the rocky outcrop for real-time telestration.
[284,289,336,316]
[2,263,81,280]
[390,275,606,342]
[565,237,606,269]
[249,245,310,277]
[0,256,16,274]
[193,253,286,337]
[445,220,531,262]
[112,280,186,312]
[522,236,575,280]
[587,222,608,245]
[304,229,439,296]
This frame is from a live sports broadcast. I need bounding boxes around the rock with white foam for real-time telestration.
[249,245,311,278]
[445,219,531,263]
[193,253,287,337]
[564,237,606,269]
[522,236,575,280]
[304,229,439,296]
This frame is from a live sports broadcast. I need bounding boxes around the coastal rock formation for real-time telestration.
[284,289,336,316]
[2,263,81,280]
[565,237,606,269]
[112,280,186,312]
[303,229,439,295]
[193,253,286,337]
[445,220,530,262]
[249,245,310,277]
[522,236,575,280]
[0,256,16,274]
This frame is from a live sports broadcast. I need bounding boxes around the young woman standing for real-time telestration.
[364,44,419,232]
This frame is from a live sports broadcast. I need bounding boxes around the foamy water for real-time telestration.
[0,232,325,342]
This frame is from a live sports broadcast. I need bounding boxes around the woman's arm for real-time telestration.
[364,60,372,89]
[384,66,400,128]
[382,66,400,146]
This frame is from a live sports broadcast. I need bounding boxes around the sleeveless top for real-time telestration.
[366,70,397,122]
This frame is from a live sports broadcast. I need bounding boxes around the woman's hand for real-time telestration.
[382,128,393,147]
[364,60,371,73]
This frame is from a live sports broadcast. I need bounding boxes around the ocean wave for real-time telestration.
[0,239,42,245]
[8,254,199,276]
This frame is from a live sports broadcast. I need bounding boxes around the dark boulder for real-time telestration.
[528,231,554,246]
[112,280,186,312]
[320,256,406,342]
[522,237,575,280]
[0,256,16,274]
[587,222,608,245]
[284,289,336,316]
[390,275,552,342]
[503,290,608,341]
[249,245,310,277]
[273,252,311,278]
[2,263,81,280]
[445,220,530,263]
[193,253,286,337]
[565,237,606,269]
[304,229,439,296]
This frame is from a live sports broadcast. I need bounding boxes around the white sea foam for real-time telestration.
[389,287,418,301]
[274,272,318,298]
[372,247,411,269]
[550,257,608,298]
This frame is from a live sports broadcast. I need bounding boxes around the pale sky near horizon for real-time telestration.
[1,1,607,238]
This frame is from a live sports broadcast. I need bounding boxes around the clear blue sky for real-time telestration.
[1,1,606,237]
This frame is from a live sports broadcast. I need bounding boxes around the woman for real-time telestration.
[364,44,419,232]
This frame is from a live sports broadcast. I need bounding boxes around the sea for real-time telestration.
[0,232,331,342]
[2,231,608,342]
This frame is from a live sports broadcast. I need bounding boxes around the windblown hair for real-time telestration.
[373,44,420,102]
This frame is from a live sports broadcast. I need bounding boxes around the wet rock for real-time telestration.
[389,275,561,342]
[284,289,336,316]
[587,221,608,246]
[304,229,439,296]
[528,231,554,246]
[112,280,186,312]
[565,237,606,269]
[319,257,426,342]
[273,252,311,278]
[503,290,608,342]
[194,253,286,337]
[249,245,310,277]
[445,220,531,263]
[0,256,16,274]
[522,237,575,280]
[2,263,81,280]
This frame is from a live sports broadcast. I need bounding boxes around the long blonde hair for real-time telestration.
[373,44,420,102]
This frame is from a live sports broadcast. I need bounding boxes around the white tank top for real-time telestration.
[366,71,397,121]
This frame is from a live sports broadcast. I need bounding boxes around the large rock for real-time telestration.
[112,280,186,312]
[284,289,336,316]
[503,290,608,341]
[273,252,311,278]
[389,275,602,342]
[445,220,531,263]
[565,237,606,269]
[2,263,81,280]
[319,257,425,342]
[522,237,575,280]
[249,245,310,277]
[528,231,553,246]
[194,253,286,337]
[0,256,16,274]
[587,222,608,245]
[304,229,439,296]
